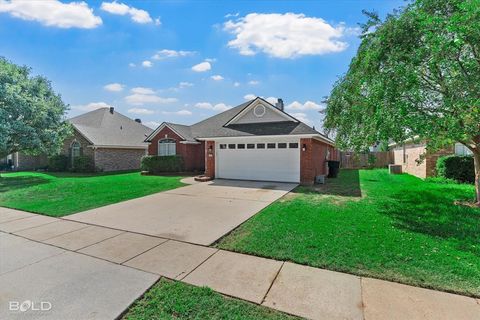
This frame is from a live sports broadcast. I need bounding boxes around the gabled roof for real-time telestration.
[145,97,334,145]
[69,108,153,148]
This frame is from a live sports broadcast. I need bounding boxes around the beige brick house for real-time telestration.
[391,138,472,179]
[6,107,152,172]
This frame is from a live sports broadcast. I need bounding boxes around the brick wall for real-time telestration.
[15,153,48,170]
[94,148,146,172]
[205,141,215,178]
[61,129,95,165]
[300,138,336,185]
[147,126,204,171]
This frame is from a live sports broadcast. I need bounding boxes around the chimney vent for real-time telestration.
[109,107,114,114]
[275,98,284,111]
[135,118,142,123]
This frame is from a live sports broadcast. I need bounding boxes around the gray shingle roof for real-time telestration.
[69,108,153,148]
[146,98,334,144]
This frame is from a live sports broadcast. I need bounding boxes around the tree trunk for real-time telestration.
[474,150,480,206]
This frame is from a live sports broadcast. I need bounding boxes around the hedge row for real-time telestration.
[141,155,184,174]
[47,155,95,173]
[436,155,474,184]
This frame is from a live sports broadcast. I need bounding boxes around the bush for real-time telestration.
[436,155,474,184]
[141,155,184,174]
[48,155,69,172]
[71,155,95,173]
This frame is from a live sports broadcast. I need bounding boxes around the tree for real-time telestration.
[324,0,480,205]
[0,57,71,167]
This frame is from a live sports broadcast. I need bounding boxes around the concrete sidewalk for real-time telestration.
[1,208,479,320]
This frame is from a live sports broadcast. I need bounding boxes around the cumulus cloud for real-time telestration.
[286,100,323,111]
[290,112,312,125]
[195,102,231,112]
[103,83,124,92]
[152,49,195,60]
[144,121,160,129]
[178,82,194,88]
[127,108,154,115]
[248,80,259,85]
[191,61,211,72]
[161,110,192,116]
[100,1,153,24]
[224,13,348,58]
[0,0,102,28]
[265,96,277,105]
[243,94,256,100]
[142,60,153,68]
[233,82,240,87]
[128,62,136,67]
[211,75,224,81]
[72,102,112,111]
[125,88,177,106]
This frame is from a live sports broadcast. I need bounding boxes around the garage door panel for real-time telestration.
[216,141,300,183]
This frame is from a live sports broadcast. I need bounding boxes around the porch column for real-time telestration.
[205,141,215,178]
[300,138,314,185]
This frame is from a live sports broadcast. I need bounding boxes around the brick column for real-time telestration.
[205,141,215,178]
[300,138,314,185]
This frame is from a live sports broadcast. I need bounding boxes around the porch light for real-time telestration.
[302,144,307,151]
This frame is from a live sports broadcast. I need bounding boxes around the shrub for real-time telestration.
[436,155,474,184]
[141,155,184,174]
[48,155,69,172]
[71,155,95,173]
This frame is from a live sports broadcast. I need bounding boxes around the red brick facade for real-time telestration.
[204,141,215,178]
[300,138,337,185]
[147,126,205,172]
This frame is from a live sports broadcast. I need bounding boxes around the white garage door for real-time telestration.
[216,139,300,183]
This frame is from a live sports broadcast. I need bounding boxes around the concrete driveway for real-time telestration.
[67,179,297,245]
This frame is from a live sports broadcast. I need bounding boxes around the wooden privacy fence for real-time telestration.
[340,151,393,169]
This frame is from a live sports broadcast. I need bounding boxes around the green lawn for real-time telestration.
[0,171,185,217]
[123,278,297,320]
[218,169,480,298]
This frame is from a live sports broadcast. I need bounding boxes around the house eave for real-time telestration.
[88,145,148,150]
[196,134,335,146]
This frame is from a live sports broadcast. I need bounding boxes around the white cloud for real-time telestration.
[290,112,312,125]
[152,49,195,60]
[100,1,153,24]
[224,13,348,58]
[129,62,136,67]
[265,96,277,105]
[225,12,239,18]
[195,102,231,112]
[142,60,153,68]
[205,58,217,62]
[0,0,102,29]
[191,61,211,72]
[125,88,177,105]
[127,108,154,115]
[178,82,194,88]
[131,87,155,94]
[154,17,161,25]
[103,83,124,92]
[248,80,259,85]
[286,100,323,111]
[145,121,160,129]
[243,94,256,100]
[211,75,224,81]
[73,102,112,111]
[161,109,192,116]
[233,82,240,87]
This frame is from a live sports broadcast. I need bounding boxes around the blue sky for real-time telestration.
[0,0,404,130]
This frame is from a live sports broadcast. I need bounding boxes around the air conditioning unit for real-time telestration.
[315,175,326,184]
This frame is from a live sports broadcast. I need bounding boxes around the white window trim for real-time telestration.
[158,139,176,156]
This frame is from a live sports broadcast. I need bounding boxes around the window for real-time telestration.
[71,141,81,158]
[289,143,298,149]
[257,143,265,149]
[159,139,176,156]
[219,144,227,149]
[278,143,287,149]
[267,143,276,149]
[237,144,245,149]
[455,143,473,156]
[247,144,255,149]
[228,144,236,149]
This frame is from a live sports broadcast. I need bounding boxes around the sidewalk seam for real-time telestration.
[178,248,220,280]
[261,261,285,305]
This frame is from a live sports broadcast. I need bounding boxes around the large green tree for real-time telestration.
[325,0,480,204]
[0,57,71,162]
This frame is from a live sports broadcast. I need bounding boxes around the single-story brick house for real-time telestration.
[5,107,152,172]
[390,138,472,179]
[145,97,338,185]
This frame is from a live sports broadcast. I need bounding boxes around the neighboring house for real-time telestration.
[390,138,473,179]
[145,97,337,185]
[8,107,153,172]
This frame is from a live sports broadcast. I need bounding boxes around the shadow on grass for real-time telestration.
[0,175,50,192]
[297,169,362,197]
[43,170,141,178]
[380,185,480,256]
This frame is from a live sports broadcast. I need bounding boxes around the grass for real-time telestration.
[218,169,480,298]
[0,171,185,217]
[123,278,298,320]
